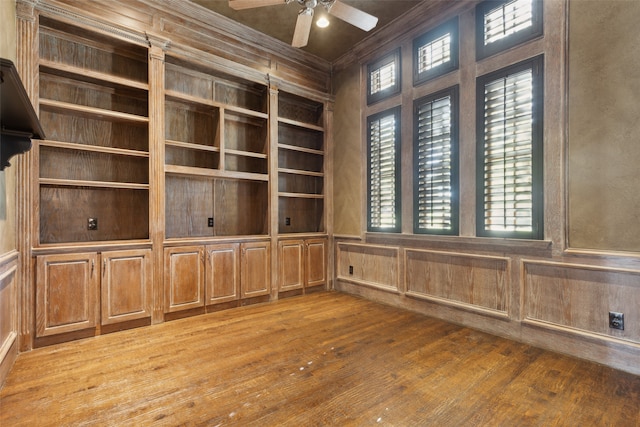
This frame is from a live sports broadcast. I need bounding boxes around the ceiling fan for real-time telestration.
[229,0,379,48]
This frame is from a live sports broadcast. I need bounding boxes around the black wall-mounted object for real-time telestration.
[1,58,45,170]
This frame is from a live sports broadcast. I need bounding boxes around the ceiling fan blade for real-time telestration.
[328,0,378,32]
[292,10,313,48]
[228,0,284,10]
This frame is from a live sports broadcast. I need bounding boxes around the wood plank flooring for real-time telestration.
[1,291,639,426]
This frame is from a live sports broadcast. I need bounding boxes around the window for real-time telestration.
[413,87,459,235]
[476,55,544,239]
[367,49,401,104]
[476,0,543,59]
[367,107,401,232]
[413,18,459,86]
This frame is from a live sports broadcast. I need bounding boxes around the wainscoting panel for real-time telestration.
[336,243,400,293]
[405,249,510,317]
[0,251,19,386]
[523,260,640,344]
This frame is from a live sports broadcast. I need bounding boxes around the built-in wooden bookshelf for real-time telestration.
[277,91,325,233]
[164,57,269,238]
[37,17,150,244]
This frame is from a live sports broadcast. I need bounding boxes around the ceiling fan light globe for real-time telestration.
[316,16,330,28]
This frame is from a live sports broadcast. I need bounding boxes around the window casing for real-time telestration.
[413,87,459,235]
[476,55,544,239]
[367,49,401,105]
[476,0,543,59]
[413,18,459,86]
[367,107,401,232]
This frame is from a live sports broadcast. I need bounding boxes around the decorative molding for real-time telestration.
[34,0,150,47]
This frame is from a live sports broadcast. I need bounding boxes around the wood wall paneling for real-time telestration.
[0,252,18,387]
[337,243,400,293]
[405,249,510,317]
[524,260,640,343]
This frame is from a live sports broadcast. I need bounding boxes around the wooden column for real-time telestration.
[147,35,170,323]
[324,99,335,289]
[268,81,279,300]
[15,0,39,351]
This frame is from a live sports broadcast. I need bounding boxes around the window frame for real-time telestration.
[367,48,402,105]
[475,0,543,60]
[413,17,459,86]
[367,106,402,233]
[413,86,460,235]
[475,55,544,240]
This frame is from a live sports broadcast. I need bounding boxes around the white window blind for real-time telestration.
[415,94,455,232]
[369,112,398,230]
[418,33,451,73]
[481,67,534,233]
[484,0,533,45]
[370,61,396,95]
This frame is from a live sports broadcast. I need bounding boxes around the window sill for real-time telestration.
[365,232,553,257]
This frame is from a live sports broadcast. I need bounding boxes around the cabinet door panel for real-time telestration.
[241,242,270,298]
[36,253,99,337]
[206,244,240,305]
[164,247,205,313]
[101,249,152,325]
[279,240,304,291]
[306,238,327,288]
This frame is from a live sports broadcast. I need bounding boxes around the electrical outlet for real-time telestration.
[349,265,353,275]
[285,217,291,226]
[208,217,214,227]
[87,218,98,230]
[609,312,624,330]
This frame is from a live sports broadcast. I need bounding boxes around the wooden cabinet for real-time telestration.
[165,241,269,313]
[205,243,240,305]
[278,238,327,292]
[36,253,99,337]
[101,249,153,325]
[164,246,206,313]
[36,249,153,337]
[241,241,271,299]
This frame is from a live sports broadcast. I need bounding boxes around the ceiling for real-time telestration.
[189,0,423,63]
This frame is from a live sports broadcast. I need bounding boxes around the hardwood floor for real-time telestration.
[2,291,639,426]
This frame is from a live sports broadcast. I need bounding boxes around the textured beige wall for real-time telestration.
[332,63,363,236]
[568,0,640,252]
[0,0,17,254]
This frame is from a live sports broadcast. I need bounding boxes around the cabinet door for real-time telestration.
[205,243,240,305]
[306,238,327,289]
[278,240,304,292]
[101,249,152,325]
[241,241,270,298]
[164,246,205,313]
[36,253,99,337]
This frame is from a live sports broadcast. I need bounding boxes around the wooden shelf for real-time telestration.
[40,178,150,190]
[165,139,220,153]
[39,99,149,124]
[277,117,324,132]
[165,164,268,182]
[279,192,324,199]
[40,59,149,91]
[165,90,268,120]
[278,143,324,156]
[226,149,267,159]
[38,140,149,158]
[278,168,324,178]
